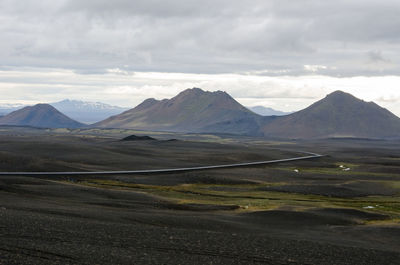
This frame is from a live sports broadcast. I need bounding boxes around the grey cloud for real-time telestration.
[0,0,400,76]
[367,51,389,63]
[61,0,270,19]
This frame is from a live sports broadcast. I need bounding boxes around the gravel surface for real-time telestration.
[1,176,399,265]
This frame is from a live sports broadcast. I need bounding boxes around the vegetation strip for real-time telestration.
[0,152,324,176]
[81,180,400,219]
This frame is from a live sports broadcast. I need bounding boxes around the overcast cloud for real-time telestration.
[1,0,400,75]
[0,0,399,115]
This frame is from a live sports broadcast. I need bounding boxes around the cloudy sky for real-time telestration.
[1,0,400,115]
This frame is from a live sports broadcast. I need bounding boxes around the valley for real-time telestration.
[0,127,399,264]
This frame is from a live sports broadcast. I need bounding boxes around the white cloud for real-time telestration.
[0,68,399,116]
[304,65,328,73]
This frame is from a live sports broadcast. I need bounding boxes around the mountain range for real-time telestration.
[95,88,400,139]
[0,88,399,139]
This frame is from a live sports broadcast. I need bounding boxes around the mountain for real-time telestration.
[0,104,85,128]
[248,106,291,116]
[261,91,400,139]
[94,87,265,135]
[51,99,128,124]
[94,89,400,139]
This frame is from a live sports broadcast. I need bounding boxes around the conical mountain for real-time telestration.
[95,87,264,134]
[0,104,84,128]
[261,91,400,139]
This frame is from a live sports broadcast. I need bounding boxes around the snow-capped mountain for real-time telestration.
[51,99,128,124]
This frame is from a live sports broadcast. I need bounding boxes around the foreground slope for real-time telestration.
[0,104,84,128]
[261,91,400,139]
[95,87,264,134]
[0,133,399,265]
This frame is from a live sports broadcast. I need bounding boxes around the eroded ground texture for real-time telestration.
[0,128,399,264]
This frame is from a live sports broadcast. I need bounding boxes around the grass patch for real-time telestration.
[78,179,400,219]
[274,165,400,178]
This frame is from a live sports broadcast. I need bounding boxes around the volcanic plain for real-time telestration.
[0,127,399,264]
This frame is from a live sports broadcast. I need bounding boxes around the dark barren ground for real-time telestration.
[0,127,399,264]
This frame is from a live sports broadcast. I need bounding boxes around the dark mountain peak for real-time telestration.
[31,103,59,111]
[326,90,351,97]
[323,90,360,103]
[175,87,209,99]
[134,98,160,111]
[190,87,204,93]
[214,90,231,98]
[301,90,367,113]
[0,103,84,128]
[142,98,159,104]
[261,91,400,139]
[178,87,204,95]
[21,104,63,115]
[176,87,230,99]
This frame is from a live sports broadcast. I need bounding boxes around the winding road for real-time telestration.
[0,151,324,176]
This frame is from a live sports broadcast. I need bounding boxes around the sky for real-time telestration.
[1,0,400,115]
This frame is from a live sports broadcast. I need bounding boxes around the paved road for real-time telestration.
[0,151,324,176]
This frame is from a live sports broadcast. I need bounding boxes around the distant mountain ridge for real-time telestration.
[0,89,398,139]
[95,87,265,135]
[248,106,291,116]
[51,99,128,124]
[0,104,84,128]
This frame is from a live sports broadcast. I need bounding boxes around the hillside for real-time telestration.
[261,91,400,139]
[0,104,84,128]
[95,88,263,135]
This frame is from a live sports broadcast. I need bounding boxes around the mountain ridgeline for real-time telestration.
[95,88,400,139]
[0,104,84,129]
[249,106,291,116]
[0,88,399,139]
[94,87,269,135]
[261,91,400,139]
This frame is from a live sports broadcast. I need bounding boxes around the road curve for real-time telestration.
[0,151,324,176]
